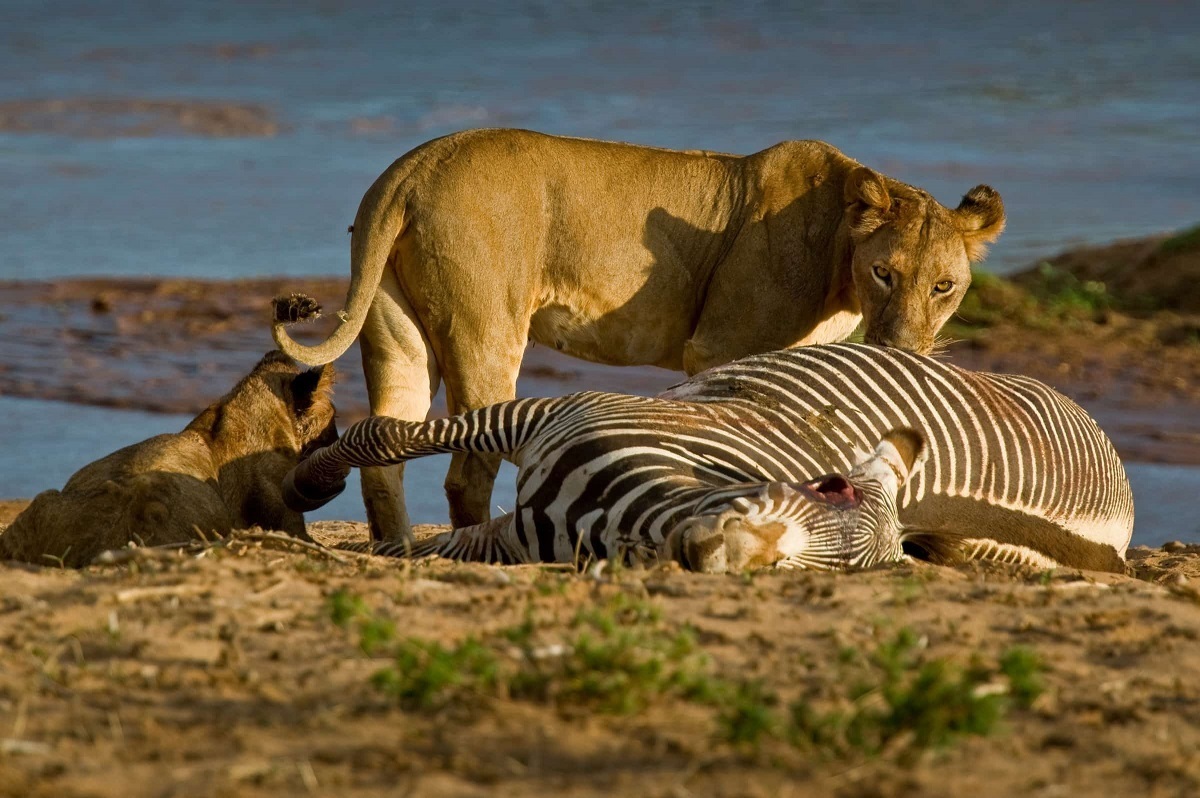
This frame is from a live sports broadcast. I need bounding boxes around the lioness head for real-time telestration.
[844,167,1005,354]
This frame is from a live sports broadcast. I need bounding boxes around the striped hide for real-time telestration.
[287,344,1133,572]
[660,343,1133,570]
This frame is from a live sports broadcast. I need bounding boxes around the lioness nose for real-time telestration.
[870,330,930,354]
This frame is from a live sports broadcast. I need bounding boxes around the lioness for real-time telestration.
[0,351,336,567]
[271,128,1004,542]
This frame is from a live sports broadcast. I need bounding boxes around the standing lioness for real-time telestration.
[272,129,1004,542]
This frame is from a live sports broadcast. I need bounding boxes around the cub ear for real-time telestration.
[843,166,893,240]
[954,185,1005,262]
[291,364,337,444]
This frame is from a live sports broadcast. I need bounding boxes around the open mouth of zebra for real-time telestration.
[797,474,862,509]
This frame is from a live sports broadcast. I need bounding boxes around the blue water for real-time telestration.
[1,0,1197,281]
[2,1,1199,545]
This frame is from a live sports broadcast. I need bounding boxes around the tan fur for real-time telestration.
[0,352,336,568]
[270,129,1004,541]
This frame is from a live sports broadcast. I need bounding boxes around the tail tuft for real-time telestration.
[273,293,322,324]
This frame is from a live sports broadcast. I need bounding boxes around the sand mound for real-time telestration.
[1017,224,1200,315]
[0,97,278,138]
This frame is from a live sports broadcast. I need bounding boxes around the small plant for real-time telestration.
[508,594,717,714]
[998,646,1043,708]
[330,591,1044,764]
[1159,223,1200,256]
[334,591,723,716]
[785,630,1045,760]
[326,588,396,654]
[358,614,397,655]
[327,588,367,627]
[716,680,780,746]
[372,637,500,710]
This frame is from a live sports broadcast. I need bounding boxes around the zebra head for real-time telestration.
[666,429,926,573]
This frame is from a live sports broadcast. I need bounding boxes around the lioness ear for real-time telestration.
[844,166,893,240]
[291,364,337,444]
[954,185,1005,262]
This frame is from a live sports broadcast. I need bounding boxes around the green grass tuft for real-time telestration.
[784,630,1045,760]
[330,592,1044,762]
[717,680,780,746]
[1160,223,1200,256]
[371,637,500,711]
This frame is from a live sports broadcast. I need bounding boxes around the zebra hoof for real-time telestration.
[282,471,346,513]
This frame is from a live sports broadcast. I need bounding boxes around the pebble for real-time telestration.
[1162,541,1188,553]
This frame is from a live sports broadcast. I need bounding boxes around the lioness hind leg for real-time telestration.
[360,272,440,543]
[438,336,525,529]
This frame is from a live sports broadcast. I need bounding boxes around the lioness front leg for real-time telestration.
[444,452,503,528]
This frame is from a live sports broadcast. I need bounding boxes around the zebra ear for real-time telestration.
[880,428,926,478]
[849,428,926,490]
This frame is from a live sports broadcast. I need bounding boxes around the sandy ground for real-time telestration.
[1,521,1199,798]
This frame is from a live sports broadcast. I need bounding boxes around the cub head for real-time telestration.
[187,350,338,533]
[844,167,1005,354]
[193,350,338,461]
[666,429,925,574]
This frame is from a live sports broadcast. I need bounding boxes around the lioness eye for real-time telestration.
[933,280,954,294]
[872,264,891,285]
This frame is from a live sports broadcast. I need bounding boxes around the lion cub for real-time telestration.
[0,351,336,567]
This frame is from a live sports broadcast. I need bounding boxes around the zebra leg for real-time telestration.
[358,272,440,543]
[338,513,530,564]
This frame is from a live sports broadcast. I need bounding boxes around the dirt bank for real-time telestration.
[3,229,1200,796]
[1,522,1199,798]
[0,98,278,138]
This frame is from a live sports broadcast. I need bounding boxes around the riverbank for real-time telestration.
[3,230,1200,796]
[2,225,1199,462]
